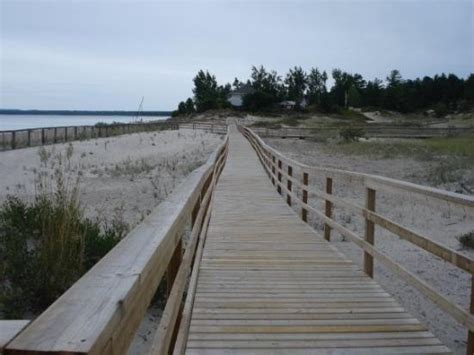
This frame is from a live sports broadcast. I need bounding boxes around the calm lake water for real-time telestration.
[0,115,169,131]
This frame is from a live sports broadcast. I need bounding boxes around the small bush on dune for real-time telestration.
[458,231,474,249]
[0,149,126,318]
[339,127,365,142]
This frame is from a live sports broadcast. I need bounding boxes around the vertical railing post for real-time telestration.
[467,276,474,355]
[166,238,183,297]
[11,131,16,150]
[27,130,31,147]
[302,172,308,222]
[74,126,78,140]
[271,156,276,186]
[53,127,57,143]
[277,160,282,194]
[324,177,333,241]
[41,128,45,145]
[287,166,292,206]
[364,187,376,278]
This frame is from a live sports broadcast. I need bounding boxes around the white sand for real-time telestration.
[265,138,474,354]
[0,129,223,227]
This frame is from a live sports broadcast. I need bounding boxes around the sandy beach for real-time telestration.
[0,129,223,228]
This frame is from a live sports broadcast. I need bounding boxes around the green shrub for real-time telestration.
[433,102,449,118]
[458,231,474,249]
[0,151,126,318]
[339,127,365,142]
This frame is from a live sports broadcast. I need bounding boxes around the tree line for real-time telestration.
[173,67,474,116]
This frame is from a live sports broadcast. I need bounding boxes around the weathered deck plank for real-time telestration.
[181,126,450,354]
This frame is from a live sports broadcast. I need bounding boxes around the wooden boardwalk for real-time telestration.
[183,127,450,354]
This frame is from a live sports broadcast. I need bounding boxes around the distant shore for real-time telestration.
[0,109,172,116]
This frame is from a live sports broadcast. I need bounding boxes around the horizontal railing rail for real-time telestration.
[251,126,474,139]
[178,122,228,135]
[240,125,474,355]
[4,131,229,355]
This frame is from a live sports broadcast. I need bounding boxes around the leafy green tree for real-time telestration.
[307,68,328,105]
[232,78,241,89]
[243,66,284,111]
[363,78,383,107]
[177,101,186,114]
[331,69,365,108]
[192,70,220,112]
[347,85,362,107]
[464,74,474,104]
[384,69,405,111]
[185,98,195,113]
[285,66,307,106]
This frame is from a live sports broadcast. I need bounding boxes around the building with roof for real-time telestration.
[228,83,254,107]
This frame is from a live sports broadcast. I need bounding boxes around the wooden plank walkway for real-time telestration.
[183,127,450,354]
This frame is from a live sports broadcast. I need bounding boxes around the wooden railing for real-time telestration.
[251,125,474,139]
[178,122,228,135]
[0,121,229,152]
[241,125,474,355]
[0,121,179,151]
[4,132,229,354]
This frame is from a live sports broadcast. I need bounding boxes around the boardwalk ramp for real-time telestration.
[181,126,450,354]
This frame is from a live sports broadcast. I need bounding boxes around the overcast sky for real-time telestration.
[1,0,472,111]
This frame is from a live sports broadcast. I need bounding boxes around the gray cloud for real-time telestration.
[1,0,472,110]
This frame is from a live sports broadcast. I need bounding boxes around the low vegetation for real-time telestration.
[328,135,474,159]
[0,147,127,319]
[458,231,474,249]
[339,127,366,142]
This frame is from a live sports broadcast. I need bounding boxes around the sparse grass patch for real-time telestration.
[249,120,282,129]
[339,127,365,142]
[458,231,474,249]
[111,157,154,178]
[424,136,474,157]
[0,148,127,318]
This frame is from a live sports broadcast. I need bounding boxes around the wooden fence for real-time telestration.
[178,122,228,135]
[0,121,179,151]
[2,131,229,354]
[0,121,231,152]
[241,126,474,355]
[251,125,474,139]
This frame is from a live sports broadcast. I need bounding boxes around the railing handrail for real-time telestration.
[5,132,229,354]
[240,125,474,353]
[246,126,474,210]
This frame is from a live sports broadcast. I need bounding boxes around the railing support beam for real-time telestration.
[364,188,376,278]
[302,172,309,222]
[287,166,292,206]
[324,177,333,241]
[167,239,183,297]
[277,160,282,194]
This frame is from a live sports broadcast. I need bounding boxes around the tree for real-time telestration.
[464,74,474,104]
[347,85,362,107]
[363,78,383,107]
[243,65,284,111]
[184,98,195,113]
[232,78,241,90]
[307,68,328,105]
[192,70,220,112]
[331,69,365,108]
[384,69,405,111]
[177,101,186,115]
[285,66,307,107]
